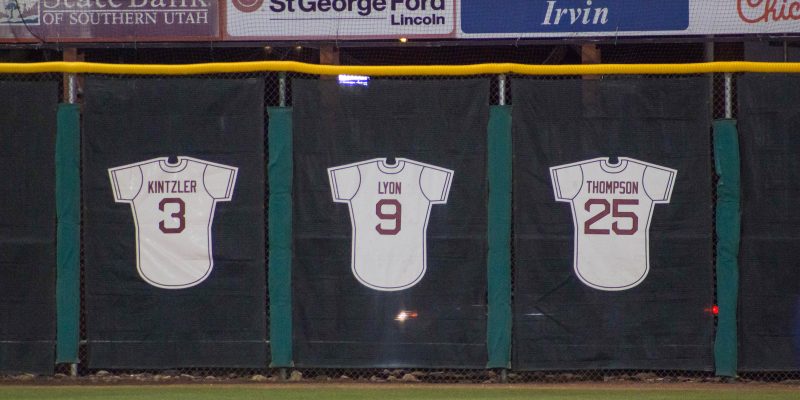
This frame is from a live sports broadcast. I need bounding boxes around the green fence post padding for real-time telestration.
[487,105,512,369]
[56,103,80,363]
[713,119,740,377]
[268,107,293,368]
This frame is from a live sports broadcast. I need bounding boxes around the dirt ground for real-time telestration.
[1,376,799,391]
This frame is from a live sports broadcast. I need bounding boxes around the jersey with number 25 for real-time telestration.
[329,158,453,291]
[109,156,237,289]
[550,157,676,291]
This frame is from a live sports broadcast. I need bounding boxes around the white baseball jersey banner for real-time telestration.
[226,0,456,39]
[328,157,453,291]
[550,157,676,291]
[109,156,237,289]
[84,78,267,369]
[511,77,714,371]
[292,79,488,368]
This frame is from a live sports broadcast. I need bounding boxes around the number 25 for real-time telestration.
[584,198,638,235]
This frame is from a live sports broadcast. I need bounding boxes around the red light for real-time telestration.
[712,305,719,316]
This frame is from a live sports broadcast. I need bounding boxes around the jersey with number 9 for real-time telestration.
[329,158,453,291]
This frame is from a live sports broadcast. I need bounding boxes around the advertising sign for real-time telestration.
[461,0,689,36]
[459,0,800,38]
[0,0,219,42]
[225,0,456,39]
[224,0,800,42]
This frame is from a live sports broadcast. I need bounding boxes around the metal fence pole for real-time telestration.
[67,74,77,105]
[498,74,507,106]
[724,72,733,119]
[279,72,287,108]
[784,40,789,62]
[704,41,715,117]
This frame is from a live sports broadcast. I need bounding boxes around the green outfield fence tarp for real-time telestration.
[268,107,293,368]
[713,119,741,377]
[56,103,81,364]
[487,105,512,369]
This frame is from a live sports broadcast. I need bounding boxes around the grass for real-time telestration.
[0,385,798,400]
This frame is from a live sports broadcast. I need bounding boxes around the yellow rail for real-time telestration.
[2,61,800,75]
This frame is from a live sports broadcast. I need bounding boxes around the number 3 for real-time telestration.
[583,198,638,235]
[375,199,401,235]
[159,198,186,234]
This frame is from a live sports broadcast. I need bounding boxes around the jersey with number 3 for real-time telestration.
[328,158,453,291]
[550,157,676,291]
[109,157,237,289]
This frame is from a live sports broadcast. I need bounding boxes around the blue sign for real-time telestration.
[461,0,689,34]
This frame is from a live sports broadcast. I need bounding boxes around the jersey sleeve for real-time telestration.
[204,163,238,201]
[328,165,361,201]
[420,166,453,204]
[550,164,583,201]
[643,165,677,202]
[109,165,143,202]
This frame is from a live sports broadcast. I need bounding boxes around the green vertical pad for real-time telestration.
[487,105,512,369]
[713,119,740,377]
[268,107,293,367]
[56,103,80,363]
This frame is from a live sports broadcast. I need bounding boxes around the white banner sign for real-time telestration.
[226,0,456,39]
[224,0,800,41]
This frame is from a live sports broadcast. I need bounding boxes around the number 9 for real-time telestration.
[375,199,401,235]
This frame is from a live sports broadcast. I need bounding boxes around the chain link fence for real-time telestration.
[2,41,797,384]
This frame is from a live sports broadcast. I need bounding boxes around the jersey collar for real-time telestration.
[159,157,189,173]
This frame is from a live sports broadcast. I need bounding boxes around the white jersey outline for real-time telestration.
[109,156,237,290]
[550,157,676,291]
[328,157,453,291]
